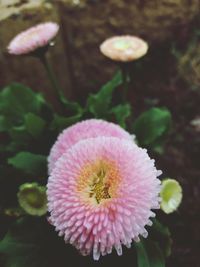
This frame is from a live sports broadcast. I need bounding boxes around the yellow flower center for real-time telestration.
[89,168,111,204]
[77,160,121,205]
[113,39,132,50]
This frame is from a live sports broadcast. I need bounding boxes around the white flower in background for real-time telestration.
[160,179,183,214]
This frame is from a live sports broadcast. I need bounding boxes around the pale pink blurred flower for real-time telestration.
[100,35,148,62]
[190,116,200,132]
[48,119,133,174]
[47,137,161,260]
[8,22,59,55]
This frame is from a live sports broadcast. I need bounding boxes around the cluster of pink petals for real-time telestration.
[8,22,59,55]
[48,119,133,174]
[47,135,161,260]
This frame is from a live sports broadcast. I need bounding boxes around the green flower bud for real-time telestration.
[160,179,183,214]
[17,183,47,216]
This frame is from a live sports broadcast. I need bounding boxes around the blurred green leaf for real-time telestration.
[0,217,79,267]
[135,241,150,267]
[149,219,172,257]
[0,115,10,132]
[50,93,83,132]
[0,83,45,132]
[24,113,46,138]
[133,107,172,146]
[86,71,122,118]
[7,126,32,152]
[110,103,131,128]
[0,218,57,267]
[8,152,46,176]
[51,113,82,133]
[59,92,82,113]
[135,239,165,267]
[0,219,38,267]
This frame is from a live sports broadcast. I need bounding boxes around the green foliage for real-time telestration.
[7,126,32,152]
[0,83,48,153]
[24,113,46,138]
[149,219,172,257]
[8,152,46,177]
[0,75,173,267]
[133,107,172,148]
[135,219,171,267]
[110,103,131,128]
[51,92,84,132]
[0,219,39,267]
[135,240,165,267]
[86,71,122,118]
[0,83,44,132]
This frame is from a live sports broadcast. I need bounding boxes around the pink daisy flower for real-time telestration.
[7,22,59,55]
[48,119,134,174]
[100,35,148,62]
[47,137,161,260]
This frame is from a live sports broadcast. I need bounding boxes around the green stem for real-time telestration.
[121,64,129,103]
[39,54,61,101]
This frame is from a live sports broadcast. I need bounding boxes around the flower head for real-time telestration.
[18,183,47,216]
[47,137,161,260]
[160,179,183,214]
[8,22,59,55]
[100,35,148,62]
[48,119,133,174]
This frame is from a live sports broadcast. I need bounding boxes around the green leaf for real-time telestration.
[149,219,172,257]
[0,83,45,132]
[0,219,39,267]
[133,107,172,146]
[0,115,10,132]
[110,103,131,128]
[8,152,46,176]
[24,113,46,138]
[0,218,76,267]
[86,71,122,118]
[135,241,150,267]
[59,91,82,112]
[51,113,82,133]
[50,94,84,132]
[146,240,165,267]
[8,126,32,151]
[135,239,165,267]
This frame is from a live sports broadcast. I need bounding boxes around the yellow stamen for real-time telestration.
[77,160,121,204]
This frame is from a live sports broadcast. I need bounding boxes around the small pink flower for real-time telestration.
[47,137,161,260]
[48,119,133,174]
[7,22,59,55]
[100,35,148,62]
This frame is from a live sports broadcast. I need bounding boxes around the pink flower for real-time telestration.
[48,119,133,174]
[100,35,148,62]
[47,137,161,260]
[7,22,59,55]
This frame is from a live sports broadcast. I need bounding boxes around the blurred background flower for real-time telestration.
[100,35,148,62]
[17,183,47,216]
[160,179,183,214]
[7,22,59,56]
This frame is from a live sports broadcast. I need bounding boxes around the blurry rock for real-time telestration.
[0,0,72,103]
[178,40,200,88]
[190,117,200,132]
[57,0,199,100]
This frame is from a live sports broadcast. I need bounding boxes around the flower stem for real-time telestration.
[121,64,129,103]
[39,54,61,101]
